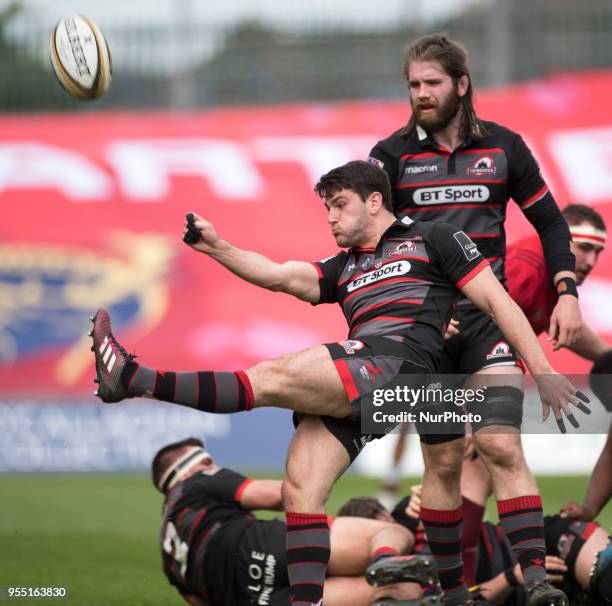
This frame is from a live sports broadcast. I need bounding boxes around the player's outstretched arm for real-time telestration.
[182,212,321,303]
[460,266,589,432]
[238,479,284,511]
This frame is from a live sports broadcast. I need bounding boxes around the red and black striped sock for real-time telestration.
[121,364,254,413]
[420,505,471,606]
[461,497,485,586]
[497,495,546,586]
[285,512,330,606]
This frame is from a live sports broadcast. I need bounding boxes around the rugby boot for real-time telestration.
[525,579,569,606]
[366,554,438,587]
[370,595,443,606]
[90,308,134,403]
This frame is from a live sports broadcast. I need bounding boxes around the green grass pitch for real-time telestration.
[1,474,610,605]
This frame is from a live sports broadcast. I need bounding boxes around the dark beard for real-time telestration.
[414,87,462,133]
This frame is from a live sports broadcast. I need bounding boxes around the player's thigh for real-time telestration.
[466,363,524,389]
[322,576,377,606]
[328,517,395,575]
[248,345,351,416]
[323,576,423,606]
[576,527,610,590]
[283,415,352,511]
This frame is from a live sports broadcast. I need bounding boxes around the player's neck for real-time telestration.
[430,111,463,153]
[357,213,397,249]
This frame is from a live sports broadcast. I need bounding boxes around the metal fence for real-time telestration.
[0,0,611,112]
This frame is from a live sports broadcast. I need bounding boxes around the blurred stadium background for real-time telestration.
[0,0,611,603]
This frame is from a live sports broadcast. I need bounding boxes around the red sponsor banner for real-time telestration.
[1,70,611,392]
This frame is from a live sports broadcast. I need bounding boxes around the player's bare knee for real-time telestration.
[475,433,524,471]
[383,521,413,552]
[248,357,294,403]
[281,474,327,512]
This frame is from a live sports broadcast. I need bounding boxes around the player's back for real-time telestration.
[160,468,254,605]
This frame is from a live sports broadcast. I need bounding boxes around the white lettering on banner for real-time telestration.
[3,130,606,204]
[106,139,264,200]
[548,127,612,205]
[0,143,113,199]
[0,401,230,472]
[251,136,377,184]
[413,185,490,205]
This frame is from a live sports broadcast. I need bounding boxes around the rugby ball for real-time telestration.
[50,14,112,100]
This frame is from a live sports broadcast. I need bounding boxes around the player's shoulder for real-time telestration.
[413,219,463,240]
[317,250,349,265]
[405,220,467,255]
[371,127,416,155]
[477,120,521,146]
[180,467,224,492]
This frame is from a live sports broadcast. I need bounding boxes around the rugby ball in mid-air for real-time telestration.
[50,14,112,100]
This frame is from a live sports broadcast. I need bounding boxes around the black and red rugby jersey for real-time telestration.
[161,468,253,602]
[312,217,488,370]
[369,120,548,286]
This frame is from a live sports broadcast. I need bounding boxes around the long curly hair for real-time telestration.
[401,33,485,141]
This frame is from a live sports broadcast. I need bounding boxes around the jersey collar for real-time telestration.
[414,122,480,153]
[382,216,415,238]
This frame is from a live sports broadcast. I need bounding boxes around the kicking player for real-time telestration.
[368,33,583,606]
[92,161,586,606]
[154,437,435,606]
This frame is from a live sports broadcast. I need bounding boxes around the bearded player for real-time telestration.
[368,33,583,606]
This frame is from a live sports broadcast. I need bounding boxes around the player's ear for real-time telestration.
[368,191,384,214]
[457,74,469,97]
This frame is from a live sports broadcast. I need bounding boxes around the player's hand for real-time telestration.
[535,373,591,433]
[444,318,460,340]
[182,212,220,253]
[560,500,594,520]
[544,556,568,584]
[548,295,582,351]
[405,484,422,519]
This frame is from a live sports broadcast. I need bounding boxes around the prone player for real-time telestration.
[356,476,612,605]
[153,437,435,606]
